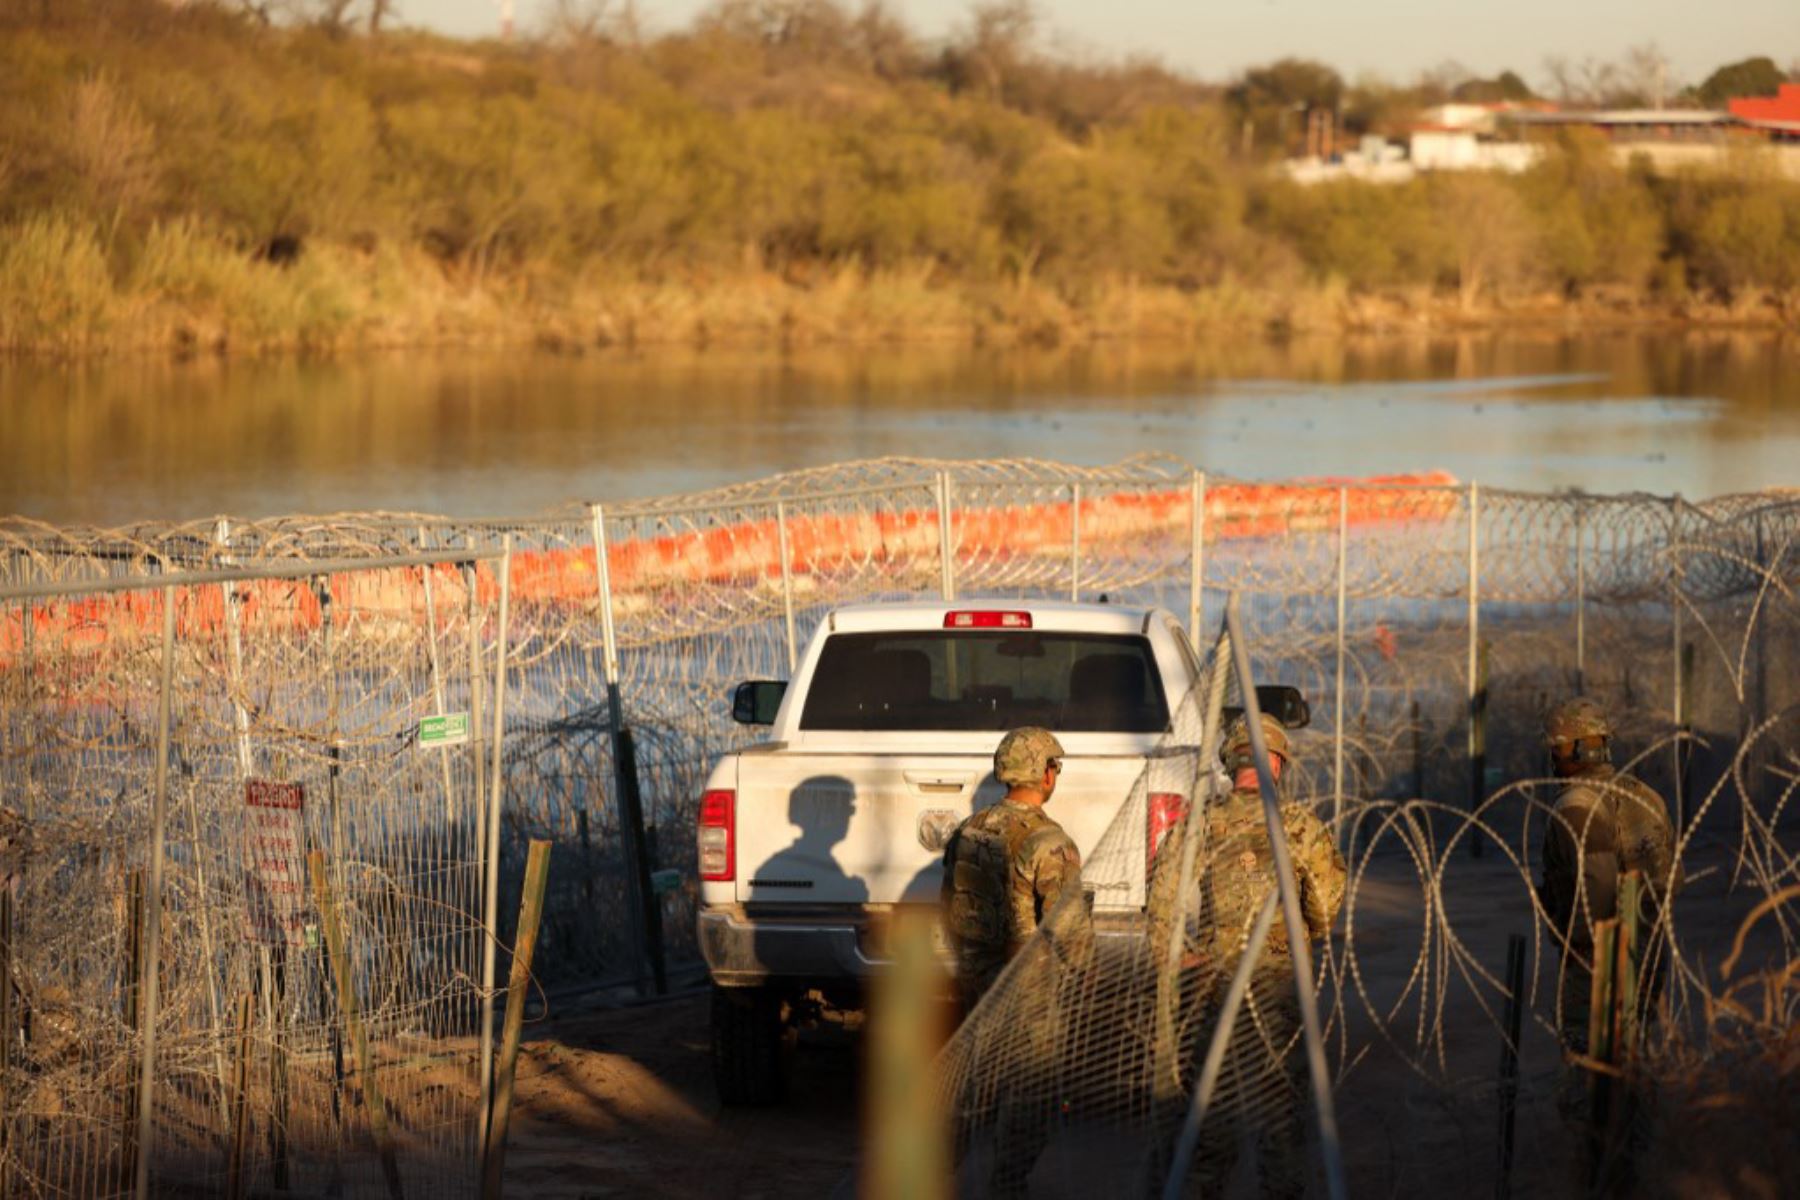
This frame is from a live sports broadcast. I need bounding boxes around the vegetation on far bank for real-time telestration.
[3,0,1799,355]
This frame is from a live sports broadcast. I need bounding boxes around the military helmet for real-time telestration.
[1220,713,1291,771]
[994,726,1066,788]
[1543,697,1611,748]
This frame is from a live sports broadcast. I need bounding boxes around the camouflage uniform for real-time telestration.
[1536,700,1683,1054]
[941,806,1083,1001]
[941,727,1092,1198]
[1144,715,1346,1199]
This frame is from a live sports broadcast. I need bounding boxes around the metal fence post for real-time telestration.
[589,506,659,996]
[1668,499,1683,824]
[478,536,513,1150]
[1221,596,1347,1200]
[418,526,459,826]
[1495,933,1527,1199]
[464,559,487,863]
[0,890,11,1197]
[316,572,350,1161]
[1468,482,1483,858]
[1333,485,1348,838]
[777,500,798,675]
[1070,482,1082,602]
[1750,510,1771,804]
[133,584,177,1200]
[1574,503,1586,693]
[936,471,955,602]
[215,520,253,777]
[1188,471,1205,642]
[462,553,489,1077]
[19,589,33,820]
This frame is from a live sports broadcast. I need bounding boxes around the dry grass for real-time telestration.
[3,216,1797,358]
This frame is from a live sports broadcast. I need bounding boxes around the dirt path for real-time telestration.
[492,834,1779,1198]
[501,993,861,1198]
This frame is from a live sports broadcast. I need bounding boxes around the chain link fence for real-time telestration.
[2,456,1796,1194]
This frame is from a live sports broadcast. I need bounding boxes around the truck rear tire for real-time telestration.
[711,984,787,1106]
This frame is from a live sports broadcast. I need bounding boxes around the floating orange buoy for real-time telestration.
[0,472,1458,663]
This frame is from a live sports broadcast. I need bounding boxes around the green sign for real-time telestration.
[651,868,683,895]
[419,712,471,748]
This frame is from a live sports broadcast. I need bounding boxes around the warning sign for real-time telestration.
[244,780,308,948]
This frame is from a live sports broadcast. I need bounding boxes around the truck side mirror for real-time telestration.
[732,680,787,726]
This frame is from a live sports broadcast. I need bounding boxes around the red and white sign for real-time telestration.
[243,780,308,947]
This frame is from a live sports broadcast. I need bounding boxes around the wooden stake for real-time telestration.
[309,851,404,1200]
[266,947,290,1192]
[121,867,144,1187]
[865,910,949,1200]
[1614,872,1643,1058]
[226,992,255,1200]
[481,839,553,1200]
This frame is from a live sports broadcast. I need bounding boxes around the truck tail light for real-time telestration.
[944,610,1032,629]
[699,789,735,881]
[1147,792,1188,871]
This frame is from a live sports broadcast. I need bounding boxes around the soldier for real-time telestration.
[940,725,1092,1198]
[1536,697,1683,1056]
[941,725,1091,1012]
[1144,712,1345,1199]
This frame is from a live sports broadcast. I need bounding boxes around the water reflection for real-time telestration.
[1,331,1794,524]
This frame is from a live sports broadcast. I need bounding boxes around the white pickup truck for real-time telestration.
[696,598,1213,1103]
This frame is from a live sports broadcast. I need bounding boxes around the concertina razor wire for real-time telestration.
[0,455,1796,1195]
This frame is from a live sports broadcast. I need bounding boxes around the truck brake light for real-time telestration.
[944,610,1032,629]
[699,789,735,881]
[1147,792,1188,871]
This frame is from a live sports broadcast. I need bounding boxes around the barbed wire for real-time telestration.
[1,457,1795,1195]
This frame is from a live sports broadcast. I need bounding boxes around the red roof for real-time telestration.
[1730,83,1800,123]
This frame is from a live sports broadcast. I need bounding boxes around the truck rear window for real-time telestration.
[800,631,1170,732]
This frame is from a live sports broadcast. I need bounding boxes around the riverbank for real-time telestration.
[6,9,1800,358]
[4,221,1795,358]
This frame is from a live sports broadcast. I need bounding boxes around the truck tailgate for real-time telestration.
[733,753,1148,908]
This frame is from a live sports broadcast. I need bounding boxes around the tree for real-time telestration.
[305,0,359,33]
[1540,55,1635,107]
[853,0,920,80]
[1430,174,1539,306]
[1619,43,1673,109]
[1227,58,1343,156]
[1452,70,1535,104]
[1230,57,1343,113]
[1695,57,1784,107]
[1417,59,1472,104]
[942,0,1037,99]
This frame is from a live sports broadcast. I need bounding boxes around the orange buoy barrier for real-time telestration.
[0,472,1458,662]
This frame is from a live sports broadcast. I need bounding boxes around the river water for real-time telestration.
[2,331,1795,525]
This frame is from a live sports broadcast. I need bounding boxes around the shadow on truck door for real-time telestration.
[747,775,870,905]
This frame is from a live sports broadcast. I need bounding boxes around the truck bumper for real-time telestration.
[699,908,1143,990]
[698,909,899,988]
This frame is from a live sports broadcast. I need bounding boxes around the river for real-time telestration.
[2,330,1794,525]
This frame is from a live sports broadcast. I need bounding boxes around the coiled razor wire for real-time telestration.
[0,458,1796,1195]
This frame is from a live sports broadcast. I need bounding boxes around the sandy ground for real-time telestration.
[491,829,1783,1198]
[499,985,862,1199]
